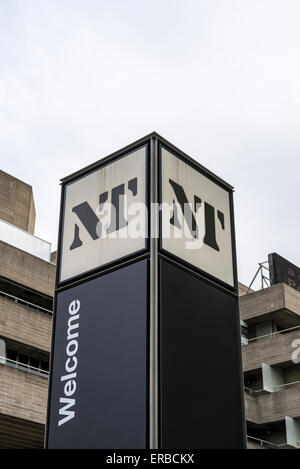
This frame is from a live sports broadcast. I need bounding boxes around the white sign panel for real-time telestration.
[60,147,147,283]
[161,147,234,287]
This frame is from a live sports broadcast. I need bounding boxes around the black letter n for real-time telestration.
[69,202,100,250]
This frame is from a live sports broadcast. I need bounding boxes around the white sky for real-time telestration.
[1,0,300,288]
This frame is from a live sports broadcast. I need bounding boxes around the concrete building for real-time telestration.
[239,277,300,449]
[0,171,55,448]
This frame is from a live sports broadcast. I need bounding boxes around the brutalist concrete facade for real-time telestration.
[0,171,36,234]
[239,282,300,449]
[0,171,55,448]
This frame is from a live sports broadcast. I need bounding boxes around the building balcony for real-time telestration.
[245,381,300,425]
[0,362,48,425]
[246,435,290,449]
[0,294,52,353]
[242,327,300,372]
[0,241,55,298]
[239,283,300,329]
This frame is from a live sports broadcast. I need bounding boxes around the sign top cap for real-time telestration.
[60,131,234,191]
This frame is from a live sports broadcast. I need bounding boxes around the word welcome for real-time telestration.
[58,299,80,427]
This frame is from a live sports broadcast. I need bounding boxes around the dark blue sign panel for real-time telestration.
[47,259,148,449]
[159,259,245,449]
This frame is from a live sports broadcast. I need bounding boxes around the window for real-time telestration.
[6,349,17,368]
[41,360,49,372]
[3,343,49,378]
[18,354,29,371]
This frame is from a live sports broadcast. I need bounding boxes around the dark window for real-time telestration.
[41,360,49,372]
[7,350,17,361]
[4,345,49,377]
[30,357,40,369]
[17,354,28,371]
[6,349,17,367]
[18,354,28,366]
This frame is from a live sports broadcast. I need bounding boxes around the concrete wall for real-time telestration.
[0,241,55,297]
[0,296,52,352]
[50,251,57,264]
[239,283,300,326]
[244,391,258,423]
[0,413,45,449]
[0,365,48,424]
[284,283,300,316]
[243,329,300,372]
[0,171,36,234]
[240,283,286,321]
[245,382,300,424]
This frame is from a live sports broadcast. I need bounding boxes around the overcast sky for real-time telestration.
[1,0,300,288]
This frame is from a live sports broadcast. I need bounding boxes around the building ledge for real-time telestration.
[239,283,300,329]
[245,382,300,425]
[243,327,300,372]
[0,364,48,425]
[0,241,55,297]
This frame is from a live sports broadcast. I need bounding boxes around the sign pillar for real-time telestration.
[46,132,246,449]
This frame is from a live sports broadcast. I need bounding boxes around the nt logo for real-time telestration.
[68,177,226,251]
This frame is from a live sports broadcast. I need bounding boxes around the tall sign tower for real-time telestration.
[46,132,246,449]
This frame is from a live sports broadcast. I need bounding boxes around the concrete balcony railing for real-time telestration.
[0,363,48,425]
[246,435,290,449]
[245,381,300,425]
[0,294,52,353]
[242,327,300,372]
[239,283,300,327]
[247,438,266,449]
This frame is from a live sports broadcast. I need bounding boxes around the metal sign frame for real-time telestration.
[158,140,238,293]
[45,132,245,449]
